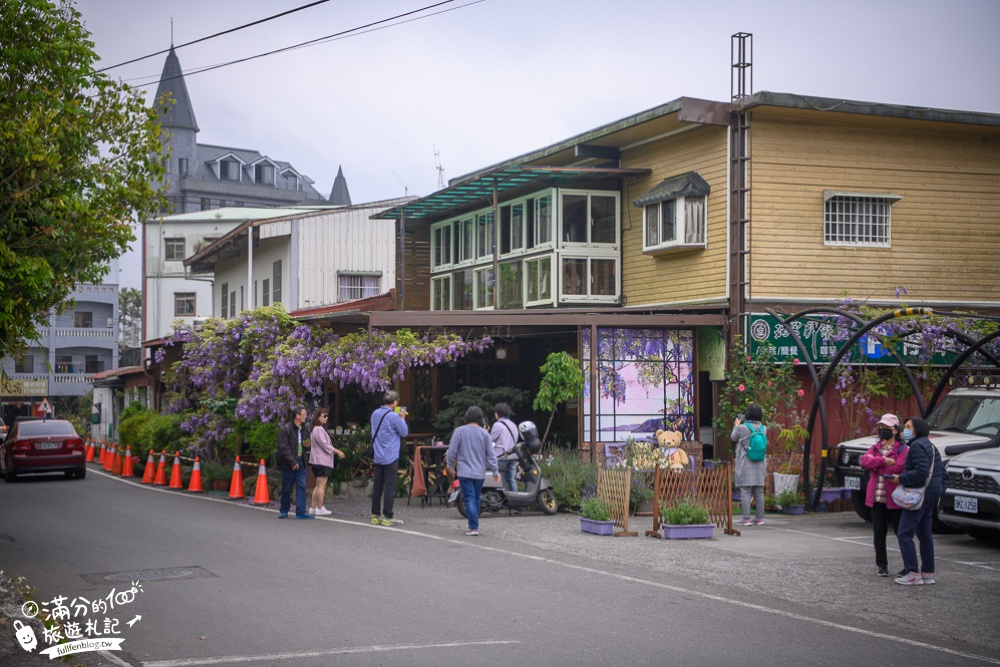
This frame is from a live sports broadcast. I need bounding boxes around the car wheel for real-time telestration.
[75,467,86,480]
[850,490,872,522]
[4,464,16,483]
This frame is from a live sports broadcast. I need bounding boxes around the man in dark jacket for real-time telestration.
[277,404,313,519]
[891,416,945,585]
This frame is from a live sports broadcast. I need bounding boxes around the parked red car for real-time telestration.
[1,418,86,482]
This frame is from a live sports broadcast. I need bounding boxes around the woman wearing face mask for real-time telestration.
[860,413,908,577]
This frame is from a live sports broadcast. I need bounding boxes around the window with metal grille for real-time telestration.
[220,283,228,319]
[338,274,380,302]
[823,193,900,246]
[272,260,282,304]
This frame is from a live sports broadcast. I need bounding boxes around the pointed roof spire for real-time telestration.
[154,46,199,132]
[328,165,352,205]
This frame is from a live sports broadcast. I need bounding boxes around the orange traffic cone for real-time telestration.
[122,446,134,478]
[252,459,270,505]
[187,457,204,493]
[112,447,124,475]
[141,451,156,484]
[168,452,183,489]
[98,441,107,465]
[105,446,116,472]
[85,439,95,463]
[153,451,168,486]
[228,457,245,498]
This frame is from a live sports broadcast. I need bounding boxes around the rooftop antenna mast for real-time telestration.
[434,146,445,190]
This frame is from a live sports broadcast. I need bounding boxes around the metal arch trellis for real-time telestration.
[763,307,1000,510]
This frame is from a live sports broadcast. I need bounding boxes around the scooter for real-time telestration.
[449,420,558,516]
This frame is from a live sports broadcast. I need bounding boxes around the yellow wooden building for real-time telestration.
[373,92,1000,451]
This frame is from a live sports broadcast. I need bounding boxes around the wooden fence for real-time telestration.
[648,462,736,537]
[597,466,637,537]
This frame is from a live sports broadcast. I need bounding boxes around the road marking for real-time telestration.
[99,650,133,667]
[99,471,1000,665]
[766,525,1000,572]
[142,640,519,666]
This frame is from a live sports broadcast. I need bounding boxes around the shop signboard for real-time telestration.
[747,313,961,366]
[0,378,49,396]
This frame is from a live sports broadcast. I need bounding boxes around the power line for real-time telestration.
[130,0,480,90]
[96,0,332,72]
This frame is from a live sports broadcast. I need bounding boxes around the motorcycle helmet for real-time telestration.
[517,420,541,453]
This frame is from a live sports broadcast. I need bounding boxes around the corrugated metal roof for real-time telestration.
[373,165,650,221]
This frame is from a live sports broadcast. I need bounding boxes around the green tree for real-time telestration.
[119,287,143,365]
[532,351,584,446]
[0,0,165,360]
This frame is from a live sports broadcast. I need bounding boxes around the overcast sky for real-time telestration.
[72,0,1000,288]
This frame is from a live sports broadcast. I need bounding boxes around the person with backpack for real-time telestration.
[489,402,519,492]
[732,403,767,526]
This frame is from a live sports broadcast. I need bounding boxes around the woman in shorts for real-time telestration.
[309,408,344,516]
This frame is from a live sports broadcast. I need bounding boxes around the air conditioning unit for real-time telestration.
[106,317,114,328]
[193,318,208,327]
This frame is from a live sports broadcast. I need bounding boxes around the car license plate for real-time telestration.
[845,476,861,490]
[36,442,60,450]
[954,496,978,514]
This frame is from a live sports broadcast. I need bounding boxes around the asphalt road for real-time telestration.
[1,469,999,667]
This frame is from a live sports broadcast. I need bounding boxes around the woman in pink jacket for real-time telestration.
[309,408,344,516]
[860,413,908,577]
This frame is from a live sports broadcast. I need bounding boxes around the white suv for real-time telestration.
[835,387,1000,525]
[939,447,1000,542]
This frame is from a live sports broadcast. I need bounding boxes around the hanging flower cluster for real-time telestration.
[158,305,493,446]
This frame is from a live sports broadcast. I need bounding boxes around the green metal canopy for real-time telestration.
[373,165,650,221]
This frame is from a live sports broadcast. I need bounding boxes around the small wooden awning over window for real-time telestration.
[632,171,710,208]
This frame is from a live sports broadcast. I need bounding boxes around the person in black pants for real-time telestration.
[860,413,908,576]
[370,390,408,526]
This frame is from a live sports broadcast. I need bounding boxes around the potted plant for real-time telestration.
[579,497,615,535]
[659,497,714,539]
[777,489,805,515]
[202,460,231,492]
[773,419,808,498]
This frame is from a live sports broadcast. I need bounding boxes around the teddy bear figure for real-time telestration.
[655,429,690,472]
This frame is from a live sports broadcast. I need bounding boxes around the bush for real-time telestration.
[119,410,155,453]
[660,497,710,525]
[538,448,597,510]
[433,385,531,440]
[137,413,183,460]
[579,497,611,521]
[245,420,280,465]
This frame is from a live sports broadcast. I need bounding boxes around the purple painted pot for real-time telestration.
[661,523,714,539]
[580,517,615,535]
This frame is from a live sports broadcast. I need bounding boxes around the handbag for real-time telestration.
[366,409,390,459]
[891,442,934,510]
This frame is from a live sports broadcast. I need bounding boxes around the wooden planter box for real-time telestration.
[661,523,714,540]
[580,517,615,535]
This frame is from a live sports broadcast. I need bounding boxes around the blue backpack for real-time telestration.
[746,423,767,462]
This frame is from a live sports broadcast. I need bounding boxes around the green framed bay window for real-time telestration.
[454,269,474,310]
[560,190,619,246]
[525,256,552,305]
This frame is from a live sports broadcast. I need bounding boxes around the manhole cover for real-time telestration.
[80,566,216,585]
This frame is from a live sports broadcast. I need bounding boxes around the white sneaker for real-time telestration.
[308,507,316,515]
[315,507,332,516]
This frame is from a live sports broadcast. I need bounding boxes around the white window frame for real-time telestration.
[558,189,620,250]
[558,254,619,304]
[474,267,495,310]
[337,273,381,302]
[174,292,196,316]
[524,256,554,307]
[430,221,454,270]
[164,238,185,261]
[823,191,900,247]
[642,195,707,253]
[431,275,452,311]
